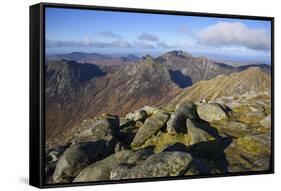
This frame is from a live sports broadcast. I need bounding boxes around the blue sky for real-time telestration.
[45,7,271,64]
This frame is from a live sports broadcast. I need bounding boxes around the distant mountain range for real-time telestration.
[45,50,271,146]
[47,52,140,66]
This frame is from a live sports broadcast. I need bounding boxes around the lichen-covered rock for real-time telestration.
[212,120,249,137]
[53,140,116,183]
[237,135,270,155]
[167,101,198,134]
[260,115,271,129]
[131,112,170,147]
[73,148,154,182]
[239,111,266,125]
[197,103,228,122]
[111,151,193,180]
[186,119,215,145]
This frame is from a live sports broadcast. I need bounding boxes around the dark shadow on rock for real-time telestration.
[141,145,156,152]
[169,70,192,88]
[186,137,233,172]
[117,125,138,148]
[222,104,233,113]
[160,142,190,153]
[67,60,107,81]
[190,118,221,139]
[120,120,135,129]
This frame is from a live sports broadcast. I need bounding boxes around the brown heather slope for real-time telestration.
[45,56,178,147]
[167,67,271,104]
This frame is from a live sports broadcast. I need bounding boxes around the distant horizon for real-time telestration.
[46,49,271,65]
[46,7,271,64]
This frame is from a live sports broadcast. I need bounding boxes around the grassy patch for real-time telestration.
[140,132,191,152]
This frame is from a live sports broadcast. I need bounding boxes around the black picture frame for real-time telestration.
[30,2,275,189]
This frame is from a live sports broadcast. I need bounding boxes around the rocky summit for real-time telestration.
[45,89,271,183]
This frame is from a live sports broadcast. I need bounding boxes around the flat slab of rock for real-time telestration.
[74,148,154,182]
[131,112,170,147]
[197,103,228,122]
[111,151,193,179]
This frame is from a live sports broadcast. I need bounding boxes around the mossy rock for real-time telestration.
[139,132,191,153]
[233,105,253,114]
[239,112,266,125]
[237,136,269,155]
[264,106,271,115]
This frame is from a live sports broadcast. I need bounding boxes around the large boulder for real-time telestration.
[53,140,115,183]
[131,112,170,147]
[197,103,228,122]
[53,115,120,184]
[73,148,154,182]
[167,101,198,134]
[186,119,215,145]
[111,151,193,179]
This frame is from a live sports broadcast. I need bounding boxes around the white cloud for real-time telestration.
[133,41,155,49]
[47,32,175,50]
[46,38,132,48]
[138,33,159,42]
[197,22,270,51]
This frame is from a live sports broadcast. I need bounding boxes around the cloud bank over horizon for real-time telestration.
[46,22,271,52]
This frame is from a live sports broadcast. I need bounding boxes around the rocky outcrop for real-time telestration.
[131,112,170,147]
[46,87,271,184]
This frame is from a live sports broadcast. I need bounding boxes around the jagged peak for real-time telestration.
[162,50,192,58]
[141,54,154,62]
